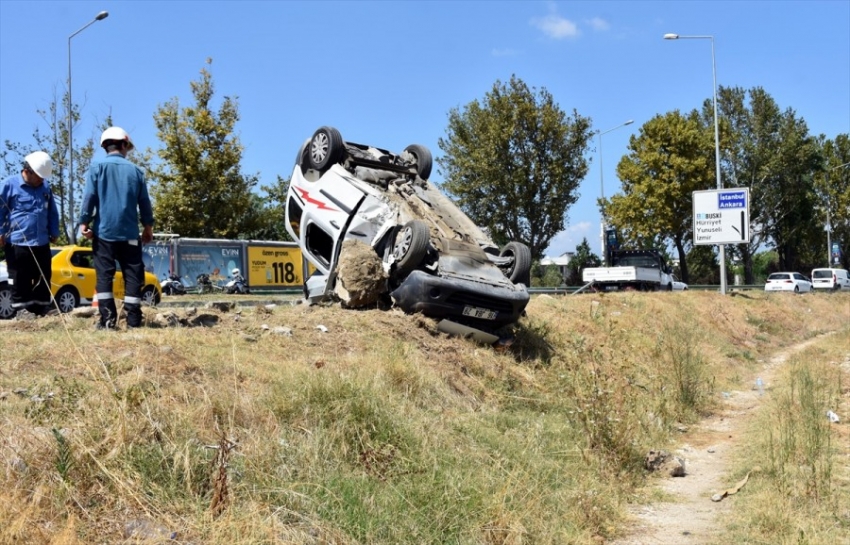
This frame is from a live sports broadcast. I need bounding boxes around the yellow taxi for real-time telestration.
[50,245,162,313]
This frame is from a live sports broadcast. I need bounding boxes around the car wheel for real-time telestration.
[0,282,14,319]
[141,286,159,306]
[55,286,79,313]
[307,126,345,171]
[403,144,433,180]
[499,241,532,285]
[393,220,431,275]
[794,285,800,293]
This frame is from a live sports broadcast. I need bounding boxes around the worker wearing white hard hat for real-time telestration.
[79,127,154,329]
[0,151,60,318]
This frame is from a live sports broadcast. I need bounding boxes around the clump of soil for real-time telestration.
[334,239,388,308]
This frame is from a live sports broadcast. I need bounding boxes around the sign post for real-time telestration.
[693,189,751,291]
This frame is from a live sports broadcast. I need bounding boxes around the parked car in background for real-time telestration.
[670,275,688,291]
[50,246,162,313]
[764,272,812,293]
[285,126,531,333]
[0,261,11,319]
[810,268,850,291]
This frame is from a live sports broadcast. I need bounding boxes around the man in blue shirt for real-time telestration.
[79,127,154,329]
[0,151,60,318]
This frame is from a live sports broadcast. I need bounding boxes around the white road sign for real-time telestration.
[692,188,750,245]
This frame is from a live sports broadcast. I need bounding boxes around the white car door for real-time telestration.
[287,164,366,274]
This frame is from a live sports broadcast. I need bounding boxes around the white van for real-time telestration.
[811,268,850,291]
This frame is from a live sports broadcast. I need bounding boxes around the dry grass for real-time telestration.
[719,331,850,545]
[0,291,848,544]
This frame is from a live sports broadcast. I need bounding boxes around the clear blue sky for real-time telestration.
[1,0,848,257]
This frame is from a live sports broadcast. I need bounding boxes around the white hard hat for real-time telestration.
[100,126,134,150]
[231,268,240,276]
[24,151,53,179]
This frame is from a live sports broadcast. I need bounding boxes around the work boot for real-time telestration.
[125,303,143,328]
[98,303,118,330]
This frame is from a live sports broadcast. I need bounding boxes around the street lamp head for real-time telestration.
[624,119,634,126]
[96,11,109,21]
[663,33,679,40]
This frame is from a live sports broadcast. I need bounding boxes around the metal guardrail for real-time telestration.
[528,285,765,295]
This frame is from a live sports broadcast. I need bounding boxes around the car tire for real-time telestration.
[0,282,14,319]
[499,241,532,285]
[393,220,431,275]
[794,285,800,293]
[403,144,433,180]
[141,286,159,306]
[55,286,79,313]
[307,126,345,172]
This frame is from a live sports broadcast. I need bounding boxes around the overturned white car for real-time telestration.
[285,126,531,331]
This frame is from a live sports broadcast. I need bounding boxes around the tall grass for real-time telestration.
[720,338,850,544]
[0,292,848,543]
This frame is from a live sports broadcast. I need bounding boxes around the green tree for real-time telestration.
[530,262,565,288]
[814,135,850,269]
[1,88,98,244]
[437,75,593,260]
[715,86,822,280]
[684,245,719,285]
[605,110,714,283]
[566,237,601,285]
[760,112,821,272]
[146,60,260,238]
[243,174,293,241]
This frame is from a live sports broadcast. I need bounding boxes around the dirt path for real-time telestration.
[609,337,824,545]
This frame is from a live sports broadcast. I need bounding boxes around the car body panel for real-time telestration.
[285,127,529,330]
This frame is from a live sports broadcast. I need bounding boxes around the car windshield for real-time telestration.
[768,273,790,280]
[812,270,833,279]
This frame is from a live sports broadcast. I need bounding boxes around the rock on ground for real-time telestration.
[334,240,387,308]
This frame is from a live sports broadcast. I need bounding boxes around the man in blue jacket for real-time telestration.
[79,127,154,329]
[0,151,60,318]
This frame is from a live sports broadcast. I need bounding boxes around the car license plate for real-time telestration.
[462,305,497,320]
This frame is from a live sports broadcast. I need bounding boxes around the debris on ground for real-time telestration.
[334,239,387,308]
[710,467,761,502]
[645,450,686,477]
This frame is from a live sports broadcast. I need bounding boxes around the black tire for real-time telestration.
[55,286,79,313]
[499,241,532,284]
[393,220,431,275]
[307,126,345,171]
[403,144,433,180]
[794,285,800,293]
[141,286,159,306]
[0,282,14,319]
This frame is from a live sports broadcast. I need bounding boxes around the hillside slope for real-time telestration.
[1,291,848,544]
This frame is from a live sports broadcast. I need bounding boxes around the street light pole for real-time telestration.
[664,33,727,294]
[597,119,634,257]
[67,10,108,244]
